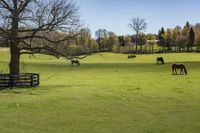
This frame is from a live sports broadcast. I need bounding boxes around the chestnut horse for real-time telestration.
[172,63,187,75]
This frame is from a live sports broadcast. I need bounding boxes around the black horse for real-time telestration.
[157,57,165,64]
[71,59,80,66]
[172,63,187,75]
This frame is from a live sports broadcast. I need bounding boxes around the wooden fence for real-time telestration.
[0,73,39,88]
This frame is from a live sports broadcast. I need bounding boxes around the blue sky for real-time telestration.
[77,0,200,36]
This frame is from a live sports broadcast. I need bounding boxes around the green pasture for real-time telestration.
[1,48,200,133]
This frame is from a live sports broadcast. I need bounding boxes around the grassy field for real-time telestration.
[1,48,200,133]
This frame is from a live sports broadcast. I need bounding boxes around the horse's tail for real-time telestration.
[183,66,187,75]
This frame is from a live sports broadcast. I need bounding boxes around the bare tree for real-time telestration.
[128,17,147,52]
[0,0,80,75]
[95,29,107,52]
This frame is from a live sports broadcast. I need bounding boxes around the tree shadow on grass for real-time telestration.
[0,84,70,96]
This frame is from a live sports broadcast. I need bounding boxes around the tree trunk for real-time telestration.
[149,45,151,54]
[9,3,20,75]
[135,34,138,53]
[9,45,20,75]
[152,45,154,53]
[135,44,138,53]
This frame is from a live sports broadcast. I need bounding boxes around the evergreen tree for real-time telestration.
[157,27,165,51]
[118,36,125,47]
[186,22,190,28]
[188,27,195,51]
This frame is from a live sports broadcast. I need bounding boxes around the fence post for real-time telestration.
[37,74,40,86]
[9,75,13,89]
[31,74,33,87]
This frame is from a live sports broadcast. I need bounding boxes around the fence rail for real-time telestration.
[0,73,39,88]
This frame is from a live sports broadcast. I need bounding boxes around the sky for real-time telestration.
[77,0,200,37]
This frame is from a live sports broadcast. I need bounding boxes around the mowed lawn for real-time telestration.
[1,49,200,133]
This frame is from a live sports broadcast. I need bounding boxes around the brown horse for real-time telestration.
[172,63,187,75]
[157,57,165,64]
[71,60,80,66]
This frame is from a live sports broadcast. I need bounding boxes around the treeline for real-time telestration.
[59,28,158,55]
[157,22,200,52]
[1,22,200,56]
[68,21,200,55]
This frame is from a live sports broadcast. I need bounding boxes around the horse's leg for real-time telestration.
[180,69,182,75]
[162,59,164,64]
[181,68,184,75]
[175,68,177,75]
[182,68,185,75]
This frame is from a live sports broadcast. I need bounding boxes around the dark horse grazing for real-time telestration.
[71,59,80,66]
[172,64,187,75]
[157,57,165,64]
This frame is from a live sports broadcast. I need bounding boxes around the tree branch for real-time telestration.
[0,0,13,12]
